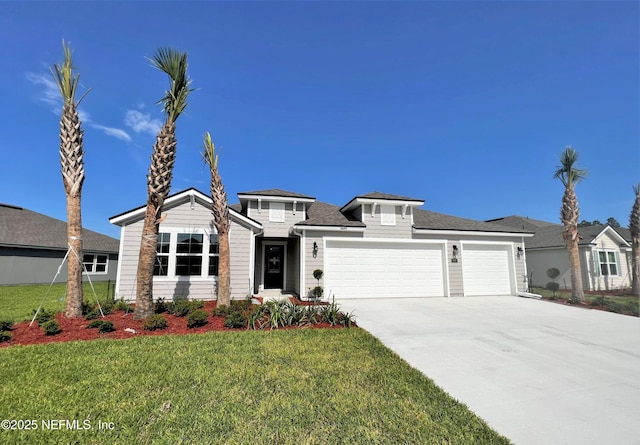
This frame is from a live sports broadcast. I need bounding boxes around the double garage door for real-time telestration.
[324,240,514,298]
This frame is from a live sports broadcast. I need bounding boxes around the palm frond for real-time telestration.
[149,48,194,122]
[554,146,587,188]
[50,40,90,106]
[633,182,640,197]
[201,132,218,170]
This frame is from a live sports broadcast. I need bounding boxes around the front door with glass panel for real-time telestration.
[264,245,284,289]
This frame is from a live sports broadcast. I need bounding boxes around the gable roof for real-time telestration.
[355,191,424,202]
[294,201,366,228]
[109,188,262,230]
[414,209,532,234]
[341,191,425,213]
[237,189,316,200]
[0,203,119,253]
[491,215,632,249]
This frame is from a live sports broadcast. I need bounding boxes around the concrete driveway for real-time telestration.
[338,296,640,445]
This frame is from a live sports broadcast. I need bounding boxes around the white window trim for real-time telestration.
[380,204,396,226]
[82,253,109,275]
[596,249,620,276]
[269,202,286,223]
[153,228,218,280]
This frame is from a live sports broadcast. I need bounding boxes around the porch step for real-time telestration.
[260,289,293,302]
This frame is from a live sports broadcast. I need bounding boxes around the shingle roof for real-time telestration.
[490,215,632,249]
[0,204,119,252]
[413,209,532,233]
[238,189,315,200]
[294,201,365,227]
[355,191,423,202]
[487,215,557,231]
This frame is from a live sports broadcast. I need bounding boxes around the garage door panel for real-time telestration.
[462,244,513,296]
[325,241,445,298]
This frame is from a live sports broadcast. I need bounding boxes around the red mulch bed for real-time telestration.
[0,300,345,348]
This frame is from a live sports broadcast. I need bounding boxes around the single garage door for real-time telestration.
[462,243,514,296]
[325,240,446,298]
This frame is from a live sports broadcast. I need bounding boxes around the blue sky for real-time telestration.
[1,1,638,239]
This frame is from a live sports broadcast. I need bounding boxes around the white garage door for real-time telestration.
[325,240,446,298]
[462,244,513,296]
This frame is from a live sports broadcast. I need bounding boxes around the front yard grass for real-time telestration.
[530,287,639,316]
[0,282,111,323]
[0,329,510,445]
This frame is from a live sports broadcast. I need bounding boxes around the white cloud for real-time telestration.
[26,72,60,107]
[124,110,162,136]
[88,123,132,142]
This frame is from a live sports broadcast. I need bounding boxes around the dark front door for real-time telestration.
[264,245,284,289]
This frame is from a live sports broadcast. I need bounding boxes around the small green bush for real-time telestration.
[311,286,323,299]
[101,300,114,315]
[171,299,204,317]
[87,320,115,333]
[0,320,14,331]
[114,299,133,312]
[41,320,61,335]
[155,298,168,314]
[230,299,252,310]
[187,309,209,328]
[545,282,560,296]
[224,311,247,329]
[604,300,624,313]
[0,331,12,343]
[212,304,233,317]
[143,314,168,331]
[84,309,100,320]
[33,308,55,325]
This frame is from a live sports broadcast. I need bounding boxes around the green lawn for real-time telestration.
[0,329,510,445]
[530,287,639,316]
[0,282,112,322]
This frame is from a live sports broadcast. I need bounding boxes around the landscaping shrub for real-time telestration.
[143,314,168,331]
[87,320,115,333]
[84,309,100,320]
[545,282,560,297]
[224,311,247,329]
[0,320,14,331]
[230,298,252,310]
[171,299,204,317]
[33,308,55,325]
[0,331,12,343]
[41,320,61,335]
[155,298,168,314]
[114,299,133,312]
[212,304,233,317]
[604,300,624,313]
[187,309,209,328]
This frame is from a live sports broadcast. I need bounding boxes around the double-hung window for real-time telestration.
[154,233,171,276]
[83,254,108,274]
[597,250,619,276]
[175,233,204,276]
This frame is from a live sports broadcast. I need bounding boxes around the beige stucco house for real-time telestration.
[109,188,533,301]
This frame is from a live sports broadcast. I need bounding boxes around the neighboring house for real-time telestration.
[487,215,633,291]
[110,188,533,301]
[0,203,120,285]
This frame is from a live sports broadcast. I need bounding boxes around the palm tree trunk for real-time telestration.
[65,193,84,317]
[134,203,160,319]
[561,188,584,302]
[217,228,231,306]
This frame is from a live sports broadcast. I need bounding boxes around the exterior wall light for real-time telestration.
[312,242,318,258]
[452,245,458,258]
[517,246,524,259]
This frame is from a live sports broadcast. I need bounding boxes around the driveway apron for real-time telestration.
[338,296,640,445]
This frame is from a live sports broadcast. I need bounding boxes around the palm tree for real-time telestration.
[553,147,588,303]
[630,183,640,296]
[51,41,90,318]
[134,48,194,319]
[202,133,231,306]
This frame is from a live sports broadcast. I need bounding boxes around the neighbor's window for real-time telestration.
[269,202,285,222]
[208,234,219,276]
[380,205,396,226]
[83,254,108,274]
[175,233,203,276]
[154,233,171,276]
[597,250,619,276]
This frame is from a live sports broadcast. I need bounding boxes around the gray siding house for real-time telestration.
[488,215,633,291]
[110,188,533,301]
[0,203,119,285]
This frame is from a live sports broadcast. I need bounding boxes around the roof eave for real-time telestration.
[412,228,534,237]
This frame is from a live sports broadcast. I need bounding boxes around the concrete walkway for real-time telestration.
[338,296,640,445]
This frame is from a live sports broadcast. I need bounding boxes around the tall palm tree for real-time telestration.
[554,147,588,303]
[630,183,640,296]
[202,133,231,306]
[134,48,194,319]
[51,41,90,318]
